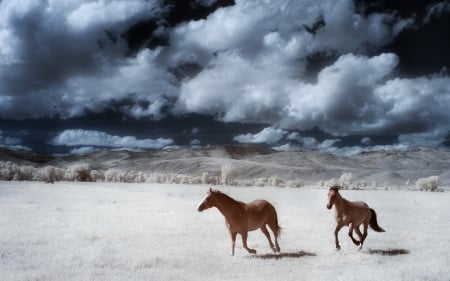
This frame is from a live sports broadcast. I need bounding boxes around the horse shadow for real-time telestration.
[250,250,316,260]
[366,248,410,256]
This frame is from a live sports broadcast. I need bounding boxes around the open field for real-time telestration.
[0,181,449,281]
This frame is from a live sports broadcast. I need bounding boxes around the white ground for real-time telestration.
[0,181,449,281]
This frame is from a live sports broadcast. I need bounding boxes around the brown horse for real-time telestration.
[197,188,281,255]
[326,185,385,250]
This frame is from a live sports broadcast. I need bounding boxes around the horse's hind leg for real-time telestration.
[273,233,280,253]
[260,224,277,253]
[353,225,363,243]
[359,221,369,250]
[269,224,280,253]
[348,223,361,246]
[267,211,281,252]
[241,232,257,254]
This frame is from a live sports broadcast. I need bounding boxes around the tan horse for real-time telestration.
[326,185,385,250]
[197,188,281,255]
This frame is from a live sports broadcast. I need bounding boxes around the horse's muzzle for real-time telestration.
[326,204,331,210]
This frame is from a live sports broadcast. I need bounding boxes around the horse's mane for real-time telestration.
[329,185,341,192]
[211,189,243,205]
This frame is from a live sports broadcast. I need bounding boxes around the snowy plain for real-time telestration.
[0,181,449,281]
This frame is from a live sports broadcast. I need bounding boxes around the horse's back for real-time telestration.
[348,200,371,223]
[246,200,277,230]
[352,201,369,209]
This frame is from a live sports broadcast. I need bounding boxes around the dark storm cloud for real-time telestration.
[0,0,174,119]
[0,0,449,149]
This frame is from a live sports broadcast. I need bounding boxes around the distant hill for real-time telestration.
[1,145,450,187]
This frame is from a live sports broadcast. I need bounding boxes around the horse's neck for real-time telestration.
[334,192,349,212]
[214,193,244,218]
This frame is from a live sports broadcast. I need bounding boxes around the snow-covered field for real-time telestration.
[0,181,449,281]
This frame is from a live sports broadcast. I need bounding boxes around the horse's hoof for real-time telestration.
[250,250,257,254]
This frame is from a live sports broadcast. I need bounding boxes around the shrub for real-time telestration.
[286,179,304,188]
[221,164,237,185]
[339,173,353,188]
[201,172,209,184]
[269,175,285,187]
[66,163,92,182]
[415,176,440,192]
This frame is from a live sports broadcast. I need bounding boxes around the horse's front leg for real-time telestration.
[334,224,343,250]
[230,231,237,256]
[241,231,257,254]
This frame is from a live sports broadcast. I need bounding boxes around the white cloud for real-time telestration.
[423,1,450,24]
[0,134,20,146]
[398,131,448,147]
[66,0,160,32]
[272,143,301,152]
[191,127,202,135]
[52,129,173,149]
[282,53,400,133]
[233,127,287,144]
[271,138,333,152]
[179,48,450,145]
[0,131,31,151]
[70,146,102,155]
[361,137,373,145]
[1,0,448,147]
[175,52,291,122]
[190,139,201,145]
[311,0,412,52]
[0,0,414,122]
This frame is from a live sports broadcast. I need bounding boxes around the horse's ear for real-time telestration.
[209,187,212,192]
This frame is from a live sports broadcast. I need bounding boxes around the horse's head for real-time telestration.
[197,188,217,212]
[326,185,341,209]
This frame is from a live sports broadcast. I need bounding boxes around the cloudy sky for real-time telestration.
[0,0,449,154]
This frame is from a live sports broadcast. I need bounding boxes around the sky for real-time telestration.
[0,0,449,155]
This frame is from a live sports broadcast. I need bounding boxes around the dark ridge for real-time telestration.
[222,144,275,159]
[0,148,55,164]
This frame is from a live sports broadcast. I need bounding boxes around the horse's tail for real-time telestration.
[369,208,385,232]
[270,205,281,237]
[275,212,282,237]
